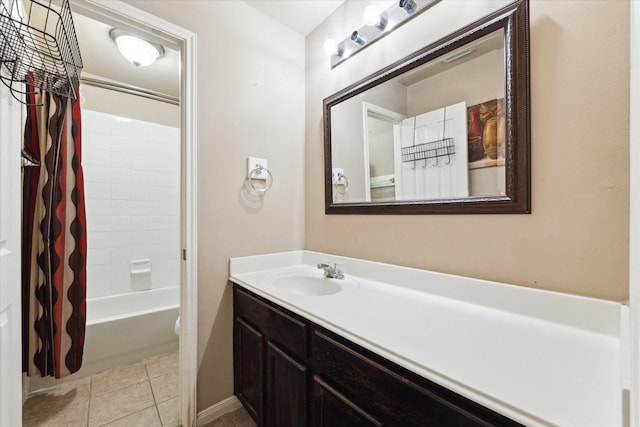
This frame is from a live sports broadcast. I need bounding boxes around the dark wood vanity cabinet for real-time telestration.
[234,285,308,427]
[233,285,522,427]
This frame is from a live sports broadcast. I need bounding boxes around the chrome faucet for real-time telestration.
[317,263,344,279]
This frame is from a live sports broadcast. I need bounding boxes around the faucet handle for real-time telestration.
[332,263,344,279]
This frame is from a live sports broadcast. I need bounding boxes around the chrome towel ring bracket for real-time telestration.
[246,157,273,194]
[332,168,349,195]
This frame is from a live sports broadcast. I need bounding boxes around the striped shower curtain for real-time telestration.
[22,79,87,378]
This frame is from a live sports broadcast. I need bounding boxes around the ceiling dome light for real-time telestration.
[110,29,164,67]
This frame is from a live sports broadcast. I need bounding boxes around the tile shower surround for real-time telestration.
[82,110,180,299]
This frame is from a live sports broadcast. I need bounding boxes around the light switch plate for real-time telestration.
[247,157,268,180]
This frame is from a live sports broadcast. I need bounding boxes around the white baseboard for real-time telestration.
[196,396,242,426]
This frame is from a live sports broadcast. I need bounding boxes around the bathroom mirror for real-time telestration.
[324,0,529,214]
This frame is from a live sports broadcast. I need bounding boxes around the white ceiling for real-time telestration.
[74,0,344,99]
[243,0,345,36]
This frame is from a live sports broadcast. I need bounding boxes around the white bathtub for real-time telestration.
[29,286,179,391]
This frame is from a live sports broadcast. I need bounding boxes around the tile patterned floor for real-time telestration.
[201,407,257,427]
[23,351,179,427]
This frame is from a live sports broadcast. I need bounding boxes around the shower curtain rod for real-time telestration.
[79,77,179,106]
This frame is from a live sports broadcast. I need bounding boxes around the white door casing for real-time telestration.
[361,103,406,202]
[0,82,24,427]
[629,1,639,426]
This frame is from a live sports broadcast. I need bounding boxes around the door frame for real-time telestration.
[361,102,405,202]
[630,1,639,425]
[69,1,198,425]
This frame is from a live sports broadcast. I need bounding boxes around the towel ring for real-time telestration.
[248,165,273,193]
[335,173,349,195]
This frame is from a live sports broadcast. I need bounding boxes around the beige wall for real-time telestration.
[306,0,630,301]
[123,0,305,410]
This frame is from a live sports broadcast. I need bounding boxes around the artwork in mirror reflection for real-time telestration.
[331,29,505,204]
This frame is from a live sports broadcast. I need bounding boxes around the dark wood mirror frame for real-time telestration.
[323,0,530,215]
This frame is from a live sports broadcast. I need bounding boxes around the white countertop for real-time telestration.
[230,250,628,427]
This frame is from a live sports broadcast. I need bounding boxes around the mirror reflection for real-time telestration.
[330,29,506,204]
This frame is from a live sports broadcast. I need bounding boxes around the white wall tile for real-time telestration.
[147,232,167,246]
[87,215,111,233]
[146,216,164,230]
[110,136,132,153]
[130,153,149,171]
[87,149,111,168]
[88,232,112,249]
[112,247,132,265]
[131,170,150,186]
[130,245,149,260]
[111,168,131,184]
[151,260,167,288]
[166,186,180,202]
[83,109,180,299]
[87,265,111,298]
[88,248,111,266]
[87,132,111,152]
[87,182,111,200]
[131,185,149,201]
[91,113,113,135]
[148,186,165,201]
[166,158,180,173]
[88,166,111,183]
[112,151,132,169]
[112,200,131,216]
[112,231,133,248]
[112,183,132,200]
[147,171,166,187]
[111,216,131,232]
[87,199,112,216]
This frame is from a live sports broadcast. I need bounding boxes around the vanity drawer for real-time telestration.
[312,329,522,427]
[234,286,308,361]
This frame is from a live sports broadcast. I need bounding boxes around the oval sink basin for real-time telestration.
[273,275,356,296]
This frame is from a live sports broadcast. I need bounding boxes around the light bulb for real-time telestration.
[363,5,381,26]
[323,38,340,56]
[363,5,387,31]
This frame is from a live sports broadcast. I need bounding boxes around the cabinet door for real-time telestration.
[265,341,307,427]
[312,330,521,426]
[234,318,264,424]
[312,376,382,427]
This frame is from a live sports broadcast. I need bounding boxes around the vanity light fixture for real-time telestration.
[351,31,367,46]
[110,29,164,67]
[325,0,439,69]
[399,0,417,14]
